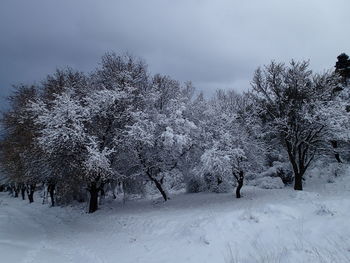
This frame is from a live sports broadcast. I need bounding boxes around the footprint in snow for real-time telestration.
[239,211,259,223]
[315,204,335,216]
[199,235,210,245]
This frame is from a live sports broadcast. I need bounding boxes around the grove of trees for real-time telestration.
[0,52,349,212]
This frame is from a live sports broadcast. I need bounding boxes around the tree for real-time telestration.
[88,53,151,205]
[35,68,90,207]
[251,61,337,190]
[324,53,350,163]
[29,89,90,204]
[126,77,198,201]
[29,54,152,212]
[0,85,39,202]
[200,90,264,197]
[335,53,350,85]
[316,73,350,164]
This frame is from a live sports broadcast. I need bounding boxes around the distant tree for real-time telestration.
[335,53,350,85]
[327,53,350,163]
[0,85,39,202]
[317,72,350,165]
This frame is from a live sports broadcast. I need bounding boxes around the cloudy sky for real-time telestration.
[0,0,349,109]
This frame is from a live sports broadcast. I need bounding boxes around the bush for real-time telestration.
[186,176,205,193]
[123,177,146,195]
[261,162,293,185]
[203,173,231,193]
[251,176,285,189]
[164,170,185,191]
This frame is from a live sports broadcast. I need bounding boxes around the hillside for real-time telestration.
[1,171,350,263]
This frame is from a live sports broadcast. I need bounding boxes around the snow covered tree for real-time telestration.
[251,61,339,190]
[315,73,350,164]
[0,85,39,202]
[200,90,265,197]
[87,53,151,201]
[323,54,350,163]
[29,54,152,212]
[29,89,90,203]
[31,86,124,212]
[126,77,198,201]
[35,68,91,206]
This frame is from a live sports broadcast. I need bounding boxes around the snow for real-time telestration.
[250,176,285,189]
[1,175,350,263]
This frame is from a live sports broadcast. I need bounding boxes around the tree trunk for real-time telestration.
[48,184,55,207]
[334,153,342,163]
[99,183,105,196]
[14,186,19,198]
[26,184,35,203]
[99,182,105,205]
[331,140,342,163]
[7,186,13,196]
[285,140,305,191]
[88,183,99,213]
[147,170,168,201]
[113,184,117,199]
[294,173,303,191]
[235,171,244,199]
[28,192,34,203]
[21,185,26,200]
[154,179,168,201]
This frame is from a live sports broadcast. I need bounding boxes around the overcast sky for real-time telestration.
[0,0,349,110]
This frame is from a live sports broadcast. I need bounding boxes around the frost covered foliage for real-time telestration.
[249,161,288,190]
[84,141,115,176]
[315,80,350,164]
[30,90,87,154]
[126,79,198,201]
[0,53,348,213]
[308,160,350,184]
[198,90,266,197]
[250,176,285,189]
[259,162,293,185]
[201,148,234,193]
[185,172,206,193]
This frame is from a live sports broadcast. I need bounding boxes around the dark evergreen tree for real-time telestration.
[335,53,350,85]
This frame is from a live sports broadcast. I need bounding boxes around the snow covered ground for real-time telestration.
[1,174,350,263]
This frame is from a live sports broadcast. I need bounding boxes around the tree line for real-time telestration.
[0,52,349,213]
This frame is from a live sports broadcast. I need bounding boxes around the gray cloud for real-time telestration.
[1,0,349,109]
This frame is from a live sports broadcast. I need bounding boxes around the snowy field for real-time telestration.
[1,175,350,263]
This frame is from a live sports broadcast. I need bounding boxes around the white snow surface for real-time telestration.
[1,175,350,263]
